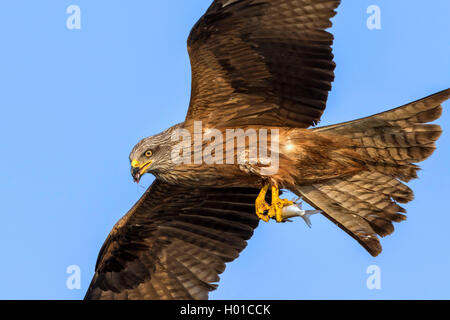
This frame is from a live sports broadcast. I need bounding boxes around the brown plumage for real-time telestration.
[298,90,447,256]
[85,182,260,299]
[85,0,449,300]
[185,0,338,129]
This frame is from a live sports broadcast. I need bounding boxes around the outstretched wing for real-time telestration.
[185,0,340,128]
[85,180,260,300]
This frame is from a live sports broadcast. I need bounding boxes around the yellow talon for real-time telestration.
[270,185,294,222]
[255,184,271,222]
[255,184,294,223]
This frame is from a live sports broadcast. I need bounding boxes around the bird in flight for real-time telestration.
[85,0,449,300]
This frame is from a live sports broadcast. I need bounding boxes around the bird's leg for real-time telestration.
[255,183,294,223]
[269,184,294,223]
[255,184,271,222]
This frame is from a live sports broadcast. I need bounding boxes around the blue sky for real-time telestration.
[0,0,449,300]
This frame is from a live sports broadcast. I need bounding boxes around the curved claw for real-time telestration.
[255,184,271,222]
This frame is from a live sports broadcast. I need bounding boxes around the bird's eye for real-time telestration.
[144,150,153,158]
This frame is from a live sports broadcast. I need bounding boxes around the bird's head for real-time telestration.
[129,128,177,183]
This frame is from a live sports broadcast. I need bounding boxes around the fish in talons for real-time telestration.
[280,199,321,228]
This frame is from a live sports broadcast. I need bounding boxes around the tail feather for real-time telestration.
[316,90,447,181]
[345,171,413,204]
[297,89,449,256]
[315,89,447,133]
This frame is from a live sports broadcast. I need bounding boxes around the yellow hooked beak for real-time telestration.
[131,159,153,182]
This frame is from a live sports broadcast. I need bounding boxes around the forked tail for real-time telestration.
[296,89,449,256]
